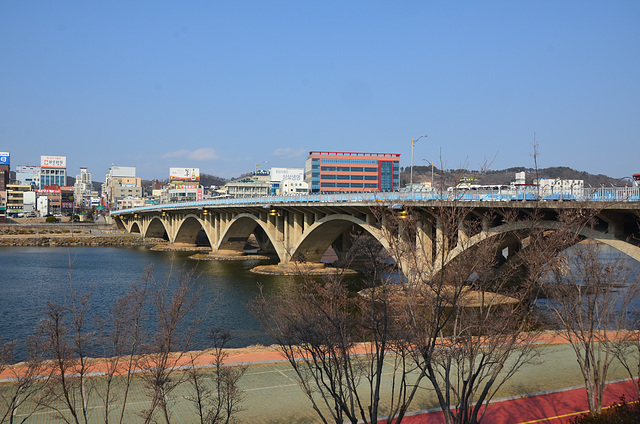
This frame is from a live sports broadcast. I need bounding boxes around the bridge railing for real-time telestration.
[110,186,640,216]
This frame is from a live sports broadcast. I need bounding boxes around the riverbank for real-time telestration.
[0,220,164,247]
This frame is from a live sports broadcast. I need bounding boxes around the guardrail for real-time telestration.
[110,186,640,216]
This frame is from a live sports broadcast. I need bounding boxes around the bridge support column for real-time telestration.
[434,217,448,265]
[416,219,434,269]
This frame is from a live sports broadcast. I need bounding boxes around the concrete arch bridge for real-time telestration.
[111,199,640,274]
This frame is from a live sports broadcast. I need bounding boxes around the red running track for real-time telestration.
[398,379,638,424]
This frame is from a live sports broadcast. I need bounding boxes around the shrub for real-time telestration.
[45,216,57,223]
[569,396,640,424]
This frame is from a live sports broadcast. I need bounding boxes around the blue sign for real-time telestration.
[0,153,9,166]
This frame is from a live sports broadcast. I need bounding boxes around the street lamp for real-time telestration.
[422,158,435,189]
[410,135,427,190]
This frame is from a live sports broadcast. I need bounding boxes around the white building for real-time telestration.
[16,165,40,188]
[74,167,99,207]
[270,167,304,195]
[280,179,309,195]
[37,196,49,216]
[538,178,584,197]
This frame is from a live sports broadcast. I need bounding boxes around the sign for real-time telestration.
[0,152,9,166]
[197,188,203,201]
[270,167,304,183]
[170,167,200,181]
[41,155,66,168]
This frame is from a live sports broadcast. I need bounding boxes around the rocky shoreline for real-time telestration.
[0,222,165,248]
[0,234,165,247]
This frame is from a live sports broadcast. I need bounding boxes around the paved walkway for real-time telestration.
[1,335,638,423]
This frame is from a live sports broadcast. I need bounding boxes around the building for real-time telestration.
[270,167,304,195]
[16,165,40,188]
[40,155,67,187]
[74,167,99,208]
[167,167,203,203]
[224,175,271,198]
[0,152,9,222]
[281,179,309,195]
[36,187,61,215]
[7,184,32,215]
[305,151,401,193]
[538,178,584,197]
[103,166,142,209]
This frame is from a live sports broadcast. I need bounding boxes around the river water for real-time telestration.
[0,247,289,360]
[2,244,639,362]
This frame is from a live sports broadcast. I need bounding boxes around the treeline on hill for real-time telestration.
[140,173,228,190]
[402,165,623,188]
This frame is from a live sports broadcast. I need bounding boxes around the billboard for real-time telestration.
[41,155,66,168]
[111,166,136,178]
[170,167,200,181]
[0,152,9,166]
[270,167,304,183]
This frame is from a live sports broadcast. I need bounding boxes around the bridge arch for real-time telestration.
[145,217,169,240]
[217,213,276,257]
[437,219,640,274]
[174,214,211,246]
[291,214,390,264]
[130,221,141,234]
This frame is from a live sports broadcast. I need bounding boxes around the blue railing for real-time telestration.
[111,187,640,216]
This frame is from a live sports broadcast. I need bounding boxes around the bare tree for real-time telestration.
[251,235,427,424]
[35,297,95,424]
[387,204,545,424]
[184,328,247,424]
[0,337,50,424]
[137,267,208,424]
[95,272,151,424]
[542,210,640,413]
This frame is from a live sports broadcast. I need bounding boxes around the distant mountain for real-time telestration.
[402,166,626,188]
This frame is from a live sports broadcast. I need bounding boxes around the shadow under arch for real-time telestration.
[217,213,275,256]
[145,216,169,240]
[174,215,210,246]
[291,215,390,264]
[435,219,640,275]
[130,222,141,234]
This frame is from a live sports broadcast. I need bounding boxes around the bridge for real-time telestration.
[111,188,640,273]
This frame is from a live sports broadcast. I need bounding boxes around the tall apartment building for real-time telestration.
[74,167,99,207]
[305,151,401,193]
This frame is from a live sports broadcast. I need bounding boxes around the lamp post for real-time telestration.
[422,158,435,189]
[410,135,427,190]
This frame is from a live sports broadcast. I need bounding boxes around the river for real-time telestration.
[2,244,639,362]
[0,246,290,360]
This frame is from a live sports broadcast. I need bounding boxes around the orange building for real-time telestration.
[305,151,401,193]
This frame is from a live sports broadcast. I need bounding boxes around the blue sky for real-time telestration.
[1,1,638,181]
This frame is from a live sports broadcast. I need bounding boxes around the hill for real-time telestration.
[402,166,626,189]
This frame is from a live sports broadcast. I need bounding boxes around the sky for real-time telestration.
[1,1,638,181]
